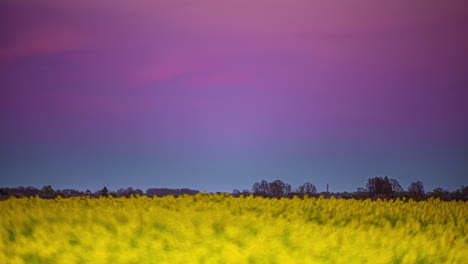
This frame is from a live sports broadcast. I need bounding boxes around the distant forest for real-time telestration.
[1,177,467,201]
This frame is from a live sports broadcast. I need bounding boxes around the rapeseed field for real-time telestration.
[1,194,466,264]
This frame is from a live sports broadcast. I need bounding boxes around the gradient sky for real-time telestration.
[1,0,467,193]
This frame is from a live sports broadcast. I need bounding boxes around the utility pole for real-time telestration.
[326,184,329,193]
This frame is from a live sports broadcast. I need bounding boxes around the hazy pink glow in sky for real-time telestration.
[1,0,467,191]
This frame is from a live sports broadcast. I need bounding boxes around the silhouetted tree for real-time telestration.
[116,188,125,196]
[408,181,425,200]
[252,180,292,197]
[241,189,251,196]
[2,178,466,201]
[284,183,292,196]
[0,188,10,196]
[252,180,270,197]
[461,185,468,200]
[270,180,287,197]
[353,187,369,199]
[41,185,55,195]
[430,188,449,200]
[390,179,403,192]
[100,186,109,196]
[145,188,199,197]
[252,182,261,194]
[22,186,40,196]
[145,188,158,197]
[260,180,271,196]
[62,189,81,195]
[117,187,135,197]
[366,177,393,197]
[357,187,368,193]
[297,182,318,195]
[3,186,40,197]
[450,185,468,201]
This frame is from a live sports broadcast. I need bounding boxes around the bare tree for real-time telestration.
[366,176,393,197]
[390,179,403,193]
[116,187,135,197]
[430,188,449,200]
[408,181,425,200]
[269,180,287,197]
[260,180,270,196]
[252,180,270,197]
[252,182,261,195]
[284,183,292,196]
[252,180,291,197]
[297,182,318,195]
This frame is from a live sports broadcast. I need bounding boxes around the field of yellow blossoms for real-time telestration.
[1,194,467,264]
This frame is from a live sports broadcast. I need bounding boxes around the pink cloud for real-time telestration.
[7,0,467,35]
[2,90,165,118]
[129,63,190,84]
[183,71,252,87]
[0,24,90,63]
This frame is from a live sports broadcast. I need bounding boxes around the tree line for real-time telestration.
[234,177,466,201]
[1,177,467,201]
[0,186,199,199]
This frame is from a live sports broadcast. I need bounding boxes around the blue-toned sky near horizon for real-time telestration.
[1,0,467,193]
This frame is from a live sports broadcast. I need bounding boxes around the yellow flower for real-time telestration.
[0,195,466,263]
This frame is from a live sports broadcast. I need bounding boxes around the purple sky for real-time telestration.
[1,0,467,192]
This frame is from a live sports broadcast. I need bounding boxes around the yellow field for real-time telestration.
[1,194,467,264]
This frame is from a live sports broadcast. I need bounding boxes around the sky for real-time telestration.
[1,0,467,193]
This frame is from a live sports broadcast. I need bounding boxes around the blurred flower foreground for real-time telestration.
[1,194,467,264]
